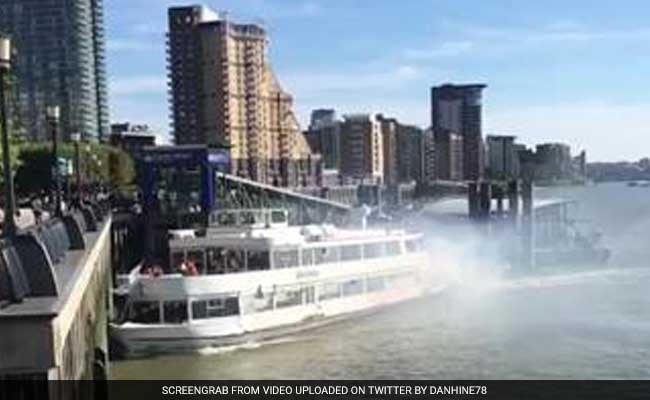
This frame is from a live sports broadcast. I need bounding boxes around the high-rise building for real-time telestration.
[0,0,109,141]
[422,128,436,185]
[167,5,316,187]
[435,129,464,181]
[339,114,383,184]
[396,124,424,185]
[535,142,573,181]
[431,83,487,180]
[376,114,399,186]
[306,109,340,171]
[486,135,519,179]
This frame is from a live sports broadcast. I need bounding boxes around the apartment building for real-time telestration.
[167,5,317,187]
[339,114,383,184]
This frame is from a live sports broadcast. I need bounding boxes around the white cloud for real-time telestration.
[404,41,474,60]
[486,101,650,162]
[110,76,167,96]
[282,64,425,95]
[440,19,650,48]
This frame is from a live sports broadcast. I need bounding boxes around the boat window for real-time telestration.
[192,297,239,319]
[367,276,386,293]
[206,248,226,274]
[405,239,422,253]
[342,280,364,296]
[314,247,338,265]
[318,282,341,301]
[363,242,385,259]
[273,249,299,269]
[163,301,188,324]
[226,250,246,273]
[340,245,361,262]
[271,210,287,224]
[247,251,270,271]
[207,248,245,274]
[130,301,160,324]
[275,286,304,308]
[301,249,314,266]
[386,241,402,256]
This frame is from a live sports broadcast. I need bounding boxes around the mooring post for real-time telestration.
[479,181,492,221]
[507,180,519,223]
[468,182,479,220]
[521,180,534,270]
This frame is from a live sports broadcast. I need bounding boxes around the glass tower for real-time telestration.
[0,0,109,141]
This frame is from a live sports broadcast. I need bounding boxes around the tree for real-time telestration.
[14,142,136,198]
[107,146,135,189]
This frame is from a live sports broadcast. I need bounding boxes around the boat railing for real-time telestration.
[208,209,289,229]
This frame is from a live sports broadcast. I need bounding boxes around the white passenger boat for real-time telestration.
[111,209,442,356]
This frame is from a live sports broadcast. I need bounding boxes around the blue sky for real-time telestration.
[107,0,650,161]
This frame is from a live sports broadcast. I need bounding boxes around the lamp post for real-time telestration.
[0,36,17,238]
[47,105,62,216]
[70,132,82,206]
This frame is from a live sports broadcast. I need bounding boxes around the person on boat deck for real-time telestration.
[178,260,199,276]
[228,250,244,273]
[141,263,164,277]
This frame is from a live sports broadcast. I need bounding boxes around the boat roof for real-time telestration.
[169,225,421,250]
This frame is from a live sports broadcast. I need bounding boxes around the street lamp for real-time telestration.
[47,105,62,216]
[0,35,17,237]
[70,132,82,206]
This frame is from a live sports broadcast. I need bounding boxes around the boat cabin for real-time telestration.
[163,209,424,277]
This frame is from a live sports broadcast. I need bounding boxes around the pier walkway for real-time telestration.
[0,202,112,399]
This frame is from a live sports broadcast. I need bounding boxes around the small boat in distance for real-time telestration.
[111,209,441,357]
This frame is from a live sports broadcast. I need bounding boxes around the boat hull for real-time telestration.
[111,285,429,358]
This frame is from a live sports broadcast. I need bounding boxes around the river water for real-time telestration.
[112,182,650,379]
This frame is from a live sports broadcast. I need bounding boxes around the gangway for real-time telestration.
[215,172,351,225]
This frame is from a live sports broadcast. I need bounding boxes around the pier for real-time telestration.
[0,201,111,398]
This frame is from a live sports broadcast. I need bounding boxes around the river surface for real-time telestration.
[112,182,650,379]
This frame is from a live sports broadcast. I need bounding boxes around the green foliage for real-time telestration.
[1,71,135,196]
[0,72,25,185]
[13,142,136,197]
